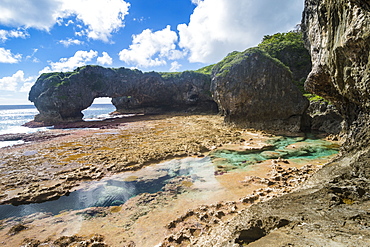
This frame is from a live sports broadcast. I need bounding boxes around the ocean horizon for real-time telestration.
[0,104,116,137]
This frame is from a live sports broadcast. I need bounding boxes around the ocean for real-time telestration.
[0,104,116,147]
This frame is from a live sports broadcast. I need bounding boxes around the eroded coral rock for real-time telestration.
[29,66,216,124]
[211,48,309,132]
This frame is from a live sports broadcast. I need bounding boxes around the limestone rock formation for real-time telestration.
[28,66,216,124]
[211,48,309,132]
[171,0,370,246]
[112,71,217,114]
[303,0,370,153]
[306,100,343,134]
[258,31,312,86]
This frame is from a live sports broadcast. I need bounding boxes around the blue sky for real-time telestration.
[0,0,304,105]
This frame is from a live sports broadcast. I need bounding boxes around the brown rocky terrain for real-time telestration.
[0,113,337,246]
[160,0,370,246]
[1,0,368,246]
[0,114,262,206]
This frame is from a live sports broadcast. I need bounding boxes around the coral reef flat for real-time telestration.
[0,114,338,246]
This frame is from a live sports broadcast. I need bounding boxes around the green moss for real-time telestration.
[258,31,306,58]
[41,71,79,88]
[213,47,290,78]
[258,30,311,92]
[159,71,182,79]
[303,93,329,102]
[195,64,215,75]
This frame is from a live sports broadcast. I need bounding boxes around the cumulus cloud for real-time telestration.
[40,50,98,73]
[97,52,113,66]
[0,0,63,30]
[61,0,130,42]
[0,0,130,42]
[0,29,29,42]
[0,70,34,92]
[59,38,84,47]
[170,61,182,72]
[119,25,184,68]
[178,0,303,63]
[0,47,22,63]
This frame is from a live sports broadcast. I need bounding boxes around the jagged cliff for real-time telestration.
[28,66,216,124]
[210,48,309,132]
[163,0,370,246]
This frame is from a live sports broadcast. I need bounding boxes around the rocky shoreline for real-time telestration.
[0,114,338,246]
[0,114,264,206]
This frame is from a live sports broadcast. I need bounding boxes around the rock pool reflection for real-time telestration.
[0,135,339,220]
[0,157,213,220]
[210,136,339,171]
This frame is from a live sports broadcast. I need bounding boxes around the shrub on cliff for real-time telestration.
[258,30,312,93]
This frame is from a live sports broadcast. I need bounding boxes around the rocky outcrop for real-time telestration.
[306,100,343,134]
[28,66,216,124]
[258,31,312,86]
[303,0,370,152]
[211,48,309,132]
[171,1,370,246]
[112,71,217,114]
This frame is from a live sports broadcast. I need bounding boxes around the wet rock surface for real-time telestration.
[21,234,108,247]
[0,114,253,206]
[175,0,370,246]
[159,161,324,246]
[0,132,69,142]
[211,48,309,132]
[0,144,333,247]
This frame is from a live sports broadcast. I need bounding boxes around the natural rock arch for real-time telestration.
[28,66,217,124]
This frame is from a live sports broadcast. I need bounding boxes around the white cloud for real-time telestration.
[0,0,63,30]
[0,70,34,92]
[118,25,184,68]
[0,47,22,63]
[40,50,98,73]
[0,0,130,42]
[61,0,130,42]
[25,48,40,63]
[170,61,182,72]
[178,0,303,63]
[59,38,84,47]
[191,0,203,5]
[0,29,29,42]
[97,52,113,66]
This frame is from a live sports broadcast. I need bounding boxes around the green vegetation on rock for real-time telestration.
[212,47,289,78]
[258,31,306,59]
[258,30,312,94]
[195,64,214,75]
[159,71,182,79]
[303,93,328,102]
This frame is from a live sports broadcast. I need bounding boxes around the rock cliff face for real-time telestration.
[177,1,370,246]
[211,48,309,132]
[29,66,216,124]
[303,0,370,153]
[306,100,343,134]
[112,71,217,114]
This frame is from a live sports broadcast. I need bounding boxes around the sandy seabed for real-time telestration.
[0,114,338,246]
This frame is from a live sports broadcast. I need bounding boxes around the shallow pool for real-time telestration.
[0,135,339,220]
